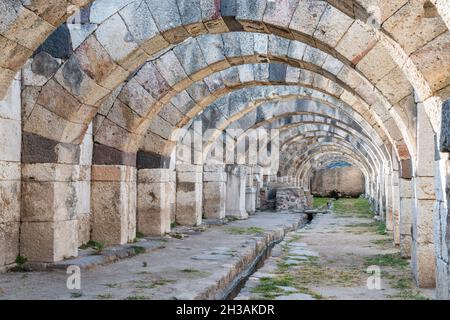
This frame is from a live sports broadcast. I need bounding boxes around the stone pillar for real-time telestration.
[245,187,257,215]
[137,169,175,236]
[176,164,203,226]
[386,172,394,232]
[253,166,263,210]
[392,169,401,245]
[78,123,93,246]
[20,164,85,262]
[226,165,249,219]
[0,73,20,268]
[399,178,414,258]
[245,167,256,214]
[91,165,137,246]
[203,164,227,219]
[412,103,437,287]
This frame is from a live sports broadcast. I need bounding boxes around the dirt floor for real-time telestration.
[236,198,435,300]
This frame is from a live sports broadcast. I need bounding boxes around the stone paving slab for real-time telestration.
[0,212,307,300]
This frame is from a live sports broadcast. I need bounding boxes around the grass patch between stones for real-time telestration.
[227,227,265,235]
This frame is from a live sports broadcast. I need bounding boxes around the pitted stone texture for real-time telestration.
[91,165,137,246]
[176,164,203,226]
[312,166,365,197]
[137,169,175,236]
[0,221,19,266]
[441,100,450,153]
[225,165,249,219]
[20,220,78,263]
[275,187,307,211]
[245,187,257,214]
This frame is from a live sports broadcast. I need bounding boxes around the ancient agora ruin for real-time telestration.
[0,0,449,301]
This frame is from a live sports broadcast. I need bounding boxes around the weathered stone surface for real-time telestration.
[137,169,175,235]
[137,150,170,169]
[35,24,72,59]
[0,118,21,162]
[0,221,19,266]
[313,4,353,47]
[312,166,365,197]
[91,165,137,245]
[176,165,203,226]
[20,220,78,263]
[440,100,450,152]
[225,165,248,219]
[95,13,140,66]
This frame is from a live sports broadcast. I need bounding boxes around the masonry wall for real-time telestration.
[311,166,365,197]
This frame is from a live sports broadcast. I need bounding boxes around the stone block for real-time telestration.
[415,177,436,200]
[91,165,136,182]
[203,171,227,182]
[440,100,450,152]
[0,161,20,181]
[0,73,20,121]
[77,214,91,246]
[313,4,354,47]
[0,180,20,223]
[89,0,130,24]
[226,166,248,219]
[20,220,78,263]
[335,20,374,63]
[414,199,436,244]
[176,165,203,226]
[245,187,257,214]
[203,181,226,219]
[95,13,140,65]
[412,243,436,288]
[91,165,137,245]
[0,221,19,266]
[289,0,327,36]
[0,118,21,162]
[137,169,174,235]
[21,164,88,223]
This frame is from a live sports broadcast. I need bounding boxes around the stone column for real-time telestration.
[392,169,401,245]
[91,165,137,246]
[435,100,450,298]
[176,164,203,226]
[226,165,249,219]
[0,73,20,268]
[386,171,394,232]
[203,164,227,220]
[253,166,263,210]
[20,163,85,262]
[245,167,256,214]
[412,103,437,287]
[399,178,414,258]
[137,169,175,236]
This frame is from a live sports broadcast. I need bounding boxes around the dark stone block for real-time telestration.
[137,150,170,169]
[400,159,413,179]
[22,132,58,163]
[22,132,80,164]
[93,143,136,166]
[269,63,287,83]
[31,52,60,78]
[61,57,84,96]
[440,100,450,153]
[177,182,196,192]
[34,24,73,59]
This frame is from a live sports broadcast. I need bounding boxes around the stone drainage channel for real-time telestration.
[0,211,319,300]
[223,211,316,300]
